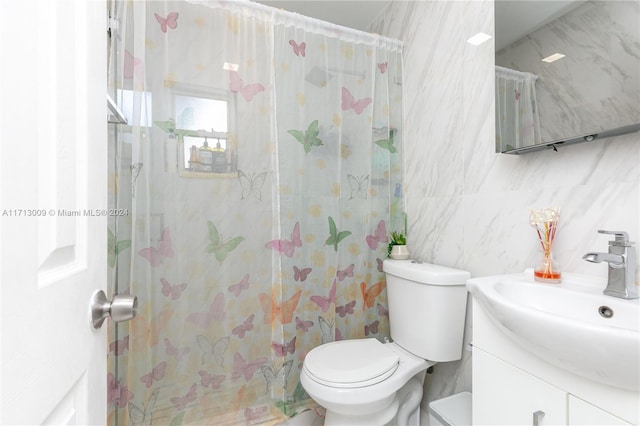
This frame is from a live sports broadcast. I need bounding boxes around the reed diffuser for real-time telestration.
[529,208,561,283]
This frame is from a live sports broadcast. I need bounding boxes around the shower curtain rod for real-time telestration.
[186,0,403,49]
[495,65,540,81]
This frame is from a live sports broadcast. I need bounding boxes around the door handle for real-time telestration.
[532,410,545,426]
[90,290,137,329]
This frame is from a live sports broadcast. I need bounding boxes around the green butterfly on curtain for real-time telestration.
[108,228,131,268]
[274,381,310,417]
[374,128,397,153]
[288,120,323,154]
[325,216,351,252]
[205,221,244,263]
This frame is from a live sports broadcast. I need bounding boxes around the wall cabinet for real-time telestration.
[472,299,637,425]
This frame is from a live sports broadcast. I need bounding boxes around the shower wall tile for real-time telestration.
[372,0,639,412]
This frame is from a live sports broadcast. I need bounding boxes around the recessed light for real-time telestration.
[223,62,239,71]
[541,53,566,63]
[466,32,492,46]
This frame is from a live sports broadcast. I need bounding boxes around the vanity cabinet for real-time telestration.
[473,348,566,425]
[472,299,637,425]
[473,348,632,425]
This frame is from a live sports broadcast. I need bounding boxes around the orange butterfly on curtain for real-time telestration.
[360,281,385,310]
[259,289,302,324]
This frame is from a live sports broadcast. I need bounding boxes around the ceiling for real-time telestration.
[251,0,583,51]
[251,0,391,31]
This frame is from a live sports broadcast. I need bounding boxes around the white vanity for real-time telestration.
[468,271,639,425]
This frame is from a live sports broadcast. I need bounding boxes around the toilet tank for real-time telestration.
[383,259,470,362]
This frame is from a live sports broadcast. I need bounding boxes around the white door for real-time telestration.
[0,0,107,424]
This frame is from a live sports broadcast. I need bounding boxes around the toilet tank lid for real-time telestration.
[383,259,470,285]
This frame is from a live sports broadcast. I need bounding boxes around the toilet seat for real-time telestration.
[303,338,399,388]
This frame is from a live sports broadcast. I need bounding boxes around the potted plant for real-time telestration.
[387,231,409,259]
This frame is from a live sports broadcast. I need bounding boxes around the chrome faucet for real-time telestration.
[583,230,638,299]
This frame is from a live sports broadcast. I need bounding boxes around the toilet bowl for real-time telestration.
[300,339,431,425]
[301,260,470,426]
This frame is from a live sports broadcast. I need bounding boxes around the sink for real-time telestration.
[467,270,640,391]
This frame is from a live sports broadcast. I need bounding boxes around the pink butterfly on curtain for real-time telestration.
[245,406,269,422]
[272,336,296,357]
[107,373,133,408]
[161,278,187,300]
[265,222,302,257]
[377,303,389,317]
[164,338,189,362]
[140,361,167,388]
[198,370,225,389]
[289,40,306,57]
[295,316,313,332]
[124,50,142,79]
[171,383,197,410]
[336,263,354,281]
[514,88,521,101]
[109,335,129,356]
[228,274,250,297]
[365,320,380,336]
[341,87,372,115]
[186,293,226,327]
[229,70,265,102]
[335,300,356,318]
[293,265,312,282]
[377,62,388,73]
[376,258,384,272]
[154,12,179,33]
[232,314,255,338]
[310,280,336,313]
[366,220,388,250]
[231,352,268,381]
[138,227,173,267]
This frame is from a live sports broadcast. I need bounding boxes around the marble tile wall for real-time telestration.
[369,0,640,414]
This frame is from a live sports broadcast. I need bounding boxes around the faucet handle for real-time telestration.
[598,230,633,246]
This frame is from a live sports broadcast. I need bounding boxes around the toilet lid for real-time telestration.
[304,339,399,387]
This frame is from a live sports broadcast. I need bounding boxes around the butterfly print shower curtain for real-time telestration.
[107,1,403,424]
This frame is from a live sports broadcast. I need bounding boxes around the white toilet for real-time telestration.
[301,259,470,426]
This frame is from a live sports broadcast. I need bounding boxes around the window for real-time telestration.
[171,83,236,177]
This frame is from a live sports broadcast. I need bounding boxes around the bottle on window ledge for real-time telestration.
[212,140,226,173]
[198,139,214,172]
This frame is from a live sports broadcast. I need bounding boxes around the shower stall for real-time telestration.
[106,1,404,424]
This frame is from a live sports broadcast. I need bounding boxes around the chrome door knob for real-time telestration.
[90,290,137,329]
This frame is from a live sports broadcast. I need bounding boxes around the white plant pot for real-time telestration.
[390,245,410,260]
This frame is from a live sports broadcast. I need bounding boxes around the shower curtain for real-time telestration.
[495,65,541,151]
[107,1,403,424]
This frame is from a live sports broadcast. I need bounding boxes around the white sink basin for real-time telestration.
[467,270,640,391]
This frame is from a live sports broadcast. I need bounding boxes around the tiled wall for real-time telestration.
[370,0,640,411]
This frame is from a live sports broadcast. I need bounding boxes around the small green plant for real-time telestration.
[387,231,406,257]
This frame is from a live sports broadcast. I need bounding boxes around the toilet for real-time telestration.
[301,259,470,426]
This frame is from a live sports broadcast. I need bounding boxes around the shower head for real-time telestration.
[305,66,334,88]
